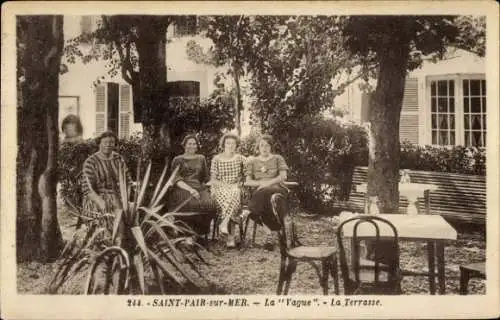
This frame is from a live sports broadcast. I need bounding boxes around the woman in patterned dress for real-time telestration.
[209,133,246,248]
[166,134,218,237]
[244,134,289,251]
[81,131,131,233]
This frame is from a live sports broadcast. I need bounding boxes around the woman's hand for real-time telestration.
[95,196,107,212]
[257,180,274,190]
[189,188,200,200]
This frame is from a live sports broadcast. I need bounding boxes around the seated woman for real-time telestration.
[166,134,217,238]
[244,134,289,251]
[81,131,131,231]
[209,133,246,248]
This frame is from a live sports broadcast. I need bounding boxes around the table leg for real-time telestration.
[427,241,436,295]
[436,241,446,294]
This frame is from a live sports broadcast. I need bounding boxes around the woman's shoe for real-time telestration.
[263,233,276,251]
[226,235,236,249]
[219,218,229,235]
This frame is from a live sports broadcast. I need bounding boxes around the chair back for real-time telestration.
[271,193,296,255]
[336,215,400,291]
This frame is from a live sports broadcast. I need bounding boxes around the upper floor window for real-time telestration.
[173,16,198,37]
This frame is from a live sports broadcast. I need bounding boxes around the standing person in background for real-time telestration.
[166,134,218,240]
[61,114,83,144]
[244,134,289,251]
[209,133,246,248]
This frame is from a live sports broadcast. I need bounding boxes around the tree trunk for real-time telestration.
[38,16,65,261]
[135,16,168,157]
[233,69,243,136]
[367,39,410,213]
[17,15,64,262]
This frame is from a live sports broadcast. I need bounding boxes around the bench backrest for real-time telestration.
[348,166,486,224]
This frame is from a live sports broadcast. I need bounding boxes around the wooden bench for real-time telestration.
[348,166,486,224]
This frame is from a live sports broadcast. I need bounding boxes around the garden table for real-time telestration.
[338,212,458,295]
[356,183,438,215]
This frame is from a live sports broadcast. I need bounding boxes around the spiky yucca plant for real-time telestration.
[49,161,212,294]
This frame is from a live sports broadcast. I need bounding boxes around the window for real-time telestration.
[430,80,456,145]
[95,82,131,138]
[80,16,92,35]
[463,79,486,147]
[427,75,486,147]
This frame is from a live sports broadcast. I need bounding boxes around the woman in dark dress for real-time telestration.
[244,134,289,250]
[166,134,217,236]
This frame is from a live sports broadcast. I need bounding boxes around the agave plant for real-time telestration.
[49,160,212,294]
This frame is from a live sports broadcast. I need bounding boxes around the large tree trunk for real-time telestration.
[135,16,168,153]
[17,15,64,262]
[367,38,410,213]
[38,16,65,261]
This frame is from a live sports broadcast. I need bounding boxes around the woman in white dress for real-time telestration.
[209,133,246,248]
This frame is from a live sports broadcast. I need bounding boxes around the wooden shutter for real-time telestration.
[400,77,419,144]
[119,84,131,139]
[95,84,106,136]
[360,92,372,123]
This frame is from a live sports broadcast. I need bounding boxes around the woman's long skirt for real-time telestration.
[211,184,242,220]
[166,187,218,236]
[247,184,288,231]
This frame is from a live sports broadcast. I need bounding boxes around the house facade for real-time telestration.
[59,16,248,140]
[336,49,486,147]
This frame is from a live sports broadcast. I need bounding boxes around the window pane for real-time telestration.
[431,82,436,96]
[472,131,481,146]
[431,98,437,112]
[464,98,469,112]
[450,115,455,129]
[440,131,449,145]
[481,80,486,95]
[449,98,455,112]
[483,115,486,130]
[463,80,469,96]
[483,132,486,146]
[470,80,481,96]
[471,97,481,112]
[438,98,448,112]
[439,115,448,129]
[482,97,486,112]
[450,131,455,145]
[472,115,481,130]
[464,115,470,129]
[431,114,437,129]
[465,132,470,146]
[432,131,437,145]
[449,80,455,95]
[438,81,448,96]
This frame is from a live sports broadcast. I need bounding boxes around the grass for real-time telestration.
[17,200,486,295]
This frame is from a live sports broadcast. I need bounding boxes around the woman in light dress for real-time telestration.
[244,134,289,251]
[209,133,246,248]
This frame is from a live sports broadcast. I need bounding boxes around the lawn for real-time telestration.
[17,202,486,295]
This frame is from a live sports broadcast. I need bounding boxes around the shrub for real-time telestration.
[241,117,368,214]
[399,141,486,175]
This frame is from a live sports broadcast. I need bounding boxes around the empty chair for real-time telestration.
[459,262,486,295]
[336,215,402,295]
[271,193,339,295]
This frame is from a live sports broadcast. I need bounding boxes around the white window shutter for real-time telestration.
[400,77,419,144]
[95,84,106,136]
[119,84,131,139]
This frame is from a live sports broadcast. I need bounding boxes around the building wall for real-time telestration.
[339,49,485,146]
[59,16,251,139]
